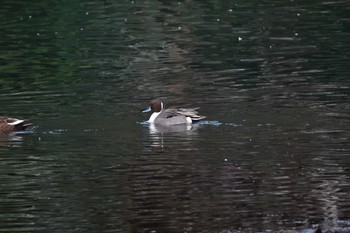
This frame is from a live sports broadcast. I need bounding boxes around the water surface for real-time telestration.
[1,0,349,232]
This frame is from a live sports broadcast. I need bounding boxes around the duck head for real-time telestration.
[142,99,164,113]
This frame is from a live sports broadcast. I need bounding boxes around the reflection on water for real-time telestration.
[1,0,350,232]
[0,134,27,147]
[0,129,37,147]
[143,123,199,154]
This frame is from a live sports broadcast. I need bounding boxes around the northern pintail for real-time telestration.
[0,117,32,134]
[142,99,206,125]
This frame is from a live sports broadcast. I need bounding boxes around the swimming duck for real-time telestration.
[0,117,32,134]
[142,99,206,125]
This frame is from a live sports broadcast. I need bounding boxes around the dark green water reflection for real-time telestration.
[1,0,349,232]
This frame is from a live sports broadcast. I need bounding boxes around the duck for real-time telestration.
[142,99,206,125]
[0,117,32,134]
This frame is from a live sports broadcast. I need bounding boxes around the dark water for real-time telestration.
[1,0,350,232]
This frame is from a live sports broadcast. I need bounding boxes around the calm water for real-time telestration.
[1,0,350,232]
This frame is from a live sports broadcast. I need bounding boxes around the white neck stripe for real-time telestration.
[149,112,161,123]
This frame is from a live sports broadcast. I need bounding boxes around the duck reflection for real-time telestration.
[0,133,27,147]
[143,123,200,153]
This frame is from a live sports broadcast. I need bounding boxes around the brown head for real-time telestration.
[143,99,164,113]
[149,99,164,112]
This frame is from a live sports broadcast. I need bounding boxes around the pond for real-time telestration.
[0,0,349,232]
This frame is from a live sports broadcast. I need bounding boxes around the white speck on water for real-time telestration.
[124,18,128,22]
[295,32,298,36]
[224,158,228,162]
[238,37,242,41]
[37,32,40,36]
[269,45,273,48]
[225,123,243,127]
[80,27,84,31]
[217,18,220,22]
[228,9,233,12]
[86,12,89,15]
[197,120,222,126]
[29,15,32,19]
[131,1,134,4]
[297,13,300,16]
[178,26,182,30]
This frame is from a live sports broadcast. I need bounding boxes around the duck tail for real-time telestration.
[9,119,32,131]
[17,120,32,131]
[191,116,206,121]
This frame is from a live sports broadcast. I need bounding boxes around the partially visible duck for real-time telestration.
[0,117,32,134]
[142,99,206,125]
